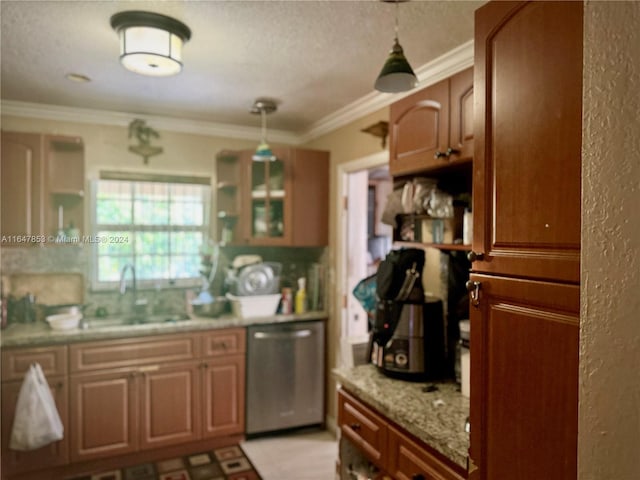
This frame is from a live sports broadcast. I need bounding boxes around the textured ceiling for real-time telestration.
[1,0,483,134]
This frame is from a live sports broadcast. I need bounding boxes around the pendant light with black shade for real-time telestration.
[251,98,278,162]
[374,0,418,93]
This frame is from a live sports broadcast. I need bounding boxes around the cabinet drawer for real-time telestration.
[70,333,199,373]
[338,389,387,466]
[1,345,68,381]
[201,328,246,357]
[388,426,466,480]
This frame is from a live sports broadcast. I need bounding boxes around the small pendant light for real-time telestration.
[250,98,278,162]
[111,11,191,77]
[374,0,418,93]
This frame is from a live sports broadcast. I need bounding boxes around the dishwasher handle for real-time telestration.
[253,329,313,340]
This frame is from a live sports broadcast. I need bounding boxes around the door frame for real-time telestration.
[335,150,389,363]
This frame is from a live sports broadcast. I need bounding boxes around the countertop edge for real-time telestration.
[0,311,328,348]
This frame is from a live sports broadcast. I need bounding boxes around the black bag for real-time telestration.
[375,248,425,300]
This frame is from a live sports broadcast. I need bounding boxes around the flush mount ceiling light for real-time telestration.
[250,98,278,162]
[374,0,418,93]
[110,11,191,77]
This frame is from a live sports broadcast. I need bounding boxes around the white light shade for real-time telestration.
[111,11,191,77]
[119,26,183,76]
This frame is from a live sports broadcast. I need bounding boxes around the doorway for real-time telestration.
[336,151,392,367]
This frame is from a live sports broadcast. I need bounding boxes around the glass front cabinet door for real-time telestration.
[242,148,291,245]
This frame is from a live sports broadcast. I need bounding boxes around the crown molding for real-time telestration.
[1,40,473,144]
[0,100,299,145]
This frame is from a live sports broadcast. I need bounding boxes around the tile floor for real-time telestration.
[241,429,339,480]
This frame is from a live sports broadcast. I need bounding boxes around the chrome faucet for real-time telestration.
[119,263,136,296]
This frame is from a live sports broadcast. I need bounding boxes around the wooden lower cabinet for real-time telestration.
[338,389,465,480]
[69,369,138,462]
[388,426,464,480]
[202,354,245,438]
[0,376,69,475]
[0,345,69,477]
[1,329,246,478]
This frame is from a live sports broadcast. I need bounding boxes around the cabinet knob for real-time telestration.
[349,422,361,431]
[446,147,461,157]
[434,150,448,160]
[412,475,426,480]
[467,251,484,262]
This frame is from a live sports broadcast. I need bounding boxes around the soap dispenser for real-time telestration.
[295,277,307,314]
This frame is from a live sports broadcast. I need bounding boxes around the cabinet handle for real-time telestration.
[446,147,460,157]
[467,251,484,262]
[349,422,361,431]
[466,281,481,307]
[203,362,209,369]
[412,475,426,480]
[55,381,64,389]
[434,150,448,160]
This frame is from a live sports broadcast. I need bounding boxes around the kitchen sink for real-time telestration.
[86,313,192,329]
[124,313,192,325]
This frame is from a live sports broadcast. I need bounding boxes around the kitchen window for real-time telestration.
[90,174,210,289]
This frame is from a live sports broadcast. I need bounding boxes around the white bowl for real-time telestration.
[46,313,82,330]
[226,293,281,319]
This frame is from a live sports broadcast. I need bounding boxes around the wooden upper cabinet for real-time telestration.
[0,131,45,241]
[389,68,473,177]
[221,147,329,246]
[471,1,582,283]
[469,273,579,480]
[448,67,474,163]
[0,131,86,243]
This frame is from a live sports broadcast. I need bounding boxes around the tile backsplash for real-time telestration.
[2,245,328,319]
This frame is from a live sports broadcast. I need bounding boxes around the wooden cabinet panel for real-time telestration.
[1,345,67,381]
[69,333,199,373]
[0,131,45,242]
[389,80,450,176]
[69,370,138,462]
[202,354,246,438]
[0,377,69,475]
[448,68,474,163]
[139,362,201,450]
[388,426,465,480]
[472,0,582,283]
[201,328,246,357]
[469,274,579,480]
[289,148,330,246]
[337,389,388,467]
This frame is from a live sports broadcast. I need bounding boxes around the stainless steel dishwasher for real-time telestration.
[246,320,325,436]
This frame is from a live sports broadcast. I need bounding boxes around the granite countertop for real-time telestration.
[0,311,328,348]
[333,364,469,469]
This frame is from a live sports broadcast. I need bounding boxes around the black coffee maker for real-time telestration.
[369,248,446,381]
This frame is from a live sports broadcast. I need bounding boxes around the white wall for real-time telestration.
[580,2,640,479]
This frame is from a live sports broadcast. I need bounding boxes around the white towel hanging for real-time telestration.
[9,362,64,451]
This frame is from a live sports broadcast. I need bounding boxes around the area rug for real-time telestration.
[66,445,262,480]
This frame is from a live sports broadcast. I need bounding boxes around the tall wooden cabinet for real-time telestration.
[215,147,329,246]
[469,2,582,479]
[389,67,474,177]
